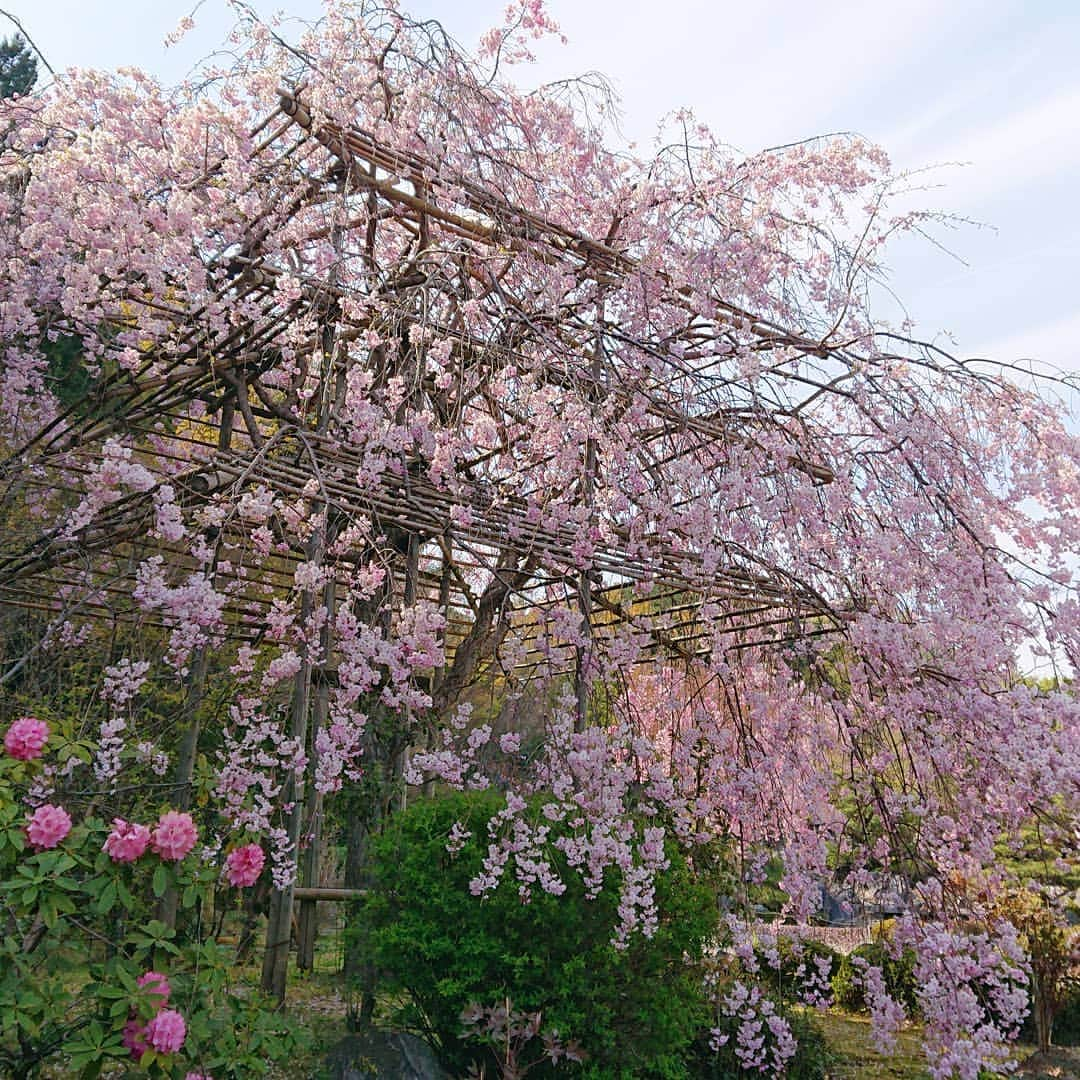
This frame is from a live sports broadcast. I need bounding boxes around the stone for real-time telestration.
[325,1026,450,1080]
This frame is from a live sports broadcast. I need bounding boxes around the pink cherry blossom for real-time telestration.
[224,842,265,887]
[150,811,198,861]
[26,804,71,850]
[144,1008,186,1053]
[0,6,1077,1075]
[4,716,48,760]
[103,818,151,863]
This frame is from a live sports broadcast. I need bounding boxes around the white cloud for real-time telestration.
[902,86,1080,208]
[971,308,1080,377]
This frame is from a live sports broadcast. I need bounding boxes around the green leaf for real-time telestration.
[68,742,93,765]
[117,879,136,909]
[152,864,168,898]
[94,879,117,915]
[43,852,77,875]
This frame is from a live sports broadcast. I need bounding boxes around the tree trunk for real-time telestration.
[1035,980,1054,1053]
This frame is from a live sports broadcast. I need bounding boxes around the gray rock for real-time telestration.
[326,1027,450,1079]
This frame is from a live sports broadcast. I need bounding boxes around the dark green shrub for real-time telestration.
[755,937,841,1004]
[830,950,862,1012]
[687,1007,835,1079]
[350,790,719,1078]
[1050,989,1080,1046]
[831,940,920,1016]
[1020,984,1080,1046]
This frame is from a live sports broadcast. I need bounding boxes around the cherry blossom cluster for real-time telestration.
[711,980,797,1077]
[898,919,1030,1080]
[409,704,672,946]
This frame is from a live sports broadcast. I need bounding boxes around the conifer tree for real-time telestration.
[0,35,36,99]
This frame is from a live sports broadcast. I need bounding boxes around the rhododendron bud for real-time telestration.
[26,804,71,850]
[150,810,198,861]
[136,971,170,1010]
[225,842,265,887]
[145,1008,186,1053]
[4,716,48,760]
[103,818,151,863]
[122,1018,147,1061]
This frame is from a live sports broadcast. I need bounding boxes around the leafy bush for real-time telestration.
[831,940,920,1016]
[0,725,309,1079]
[687,1007,835,1079]
[1045,988,1080,1046]
[755,937,840,1005]
[350,789,719,1078]
[995,889,1080,1050]
[1018,980,1080,1047]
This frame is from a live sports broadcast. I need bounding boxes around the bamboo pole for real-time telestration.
[296,577,336,971]
[293,887,366,901]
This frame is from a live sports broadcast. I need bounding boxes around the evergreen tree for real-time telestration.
[0,35,37,99]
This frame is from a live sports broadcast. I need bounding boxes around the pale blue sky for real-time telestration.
[6,0,1080,383]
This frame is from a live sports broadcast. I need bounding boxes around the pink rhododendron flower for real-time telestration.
[145,1008,186,1053]
[225,842,265,887]
[103,818,151,863]
[4,716,49,760]
[150,810,198,861]
[137,971,170,1010]
[122,1018,147,1061]
[185,1073,214,1080]
[26,804,71,850]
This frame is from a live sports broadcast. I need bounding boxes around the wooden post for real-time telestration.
[342,724,380,1023]
[294,674,327,972]
[262,178,342,996]
[297,579,335,971]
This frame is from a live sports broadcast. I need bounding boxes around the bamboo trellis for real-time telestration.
[0,87,850,675]
[0,87,871,999]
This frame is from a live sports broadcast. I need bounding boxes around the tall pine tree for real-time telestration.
[0,36,37,99]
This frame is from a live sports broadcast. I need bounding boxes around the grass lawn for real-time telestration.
[815,1010,929,1079]
[816,1009,1075,1080]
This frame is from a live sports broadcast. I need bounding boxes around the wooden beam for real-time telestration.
[293,887,366,901]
